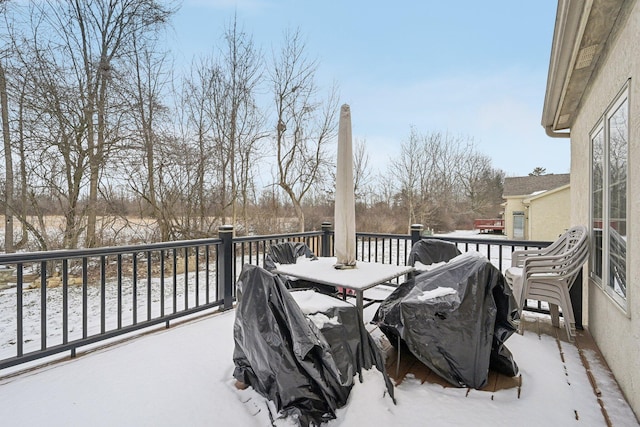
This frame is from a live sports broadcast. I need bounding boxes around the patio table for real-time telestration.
[273,257,414,319]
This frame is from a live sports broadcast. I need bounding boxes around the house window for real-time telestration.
[513,212,525,239]
[590,84,628,309]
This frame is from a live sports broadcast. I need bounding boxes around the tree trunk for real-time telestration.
[0,63,14,253]
[18,91,28,246]
[86,61,109,248]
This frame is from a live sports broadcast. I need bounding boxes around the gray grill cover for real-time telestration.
[373,252,519,389]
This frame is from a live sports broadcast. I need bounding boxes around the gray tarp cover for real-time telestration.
[263,242,336,295]
[408,238,462,266]
[263,242,317,271]
[373,252,519,389]
[233,264,393,426]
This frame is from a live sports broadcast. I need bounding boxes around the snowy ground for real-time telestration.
[0,302,637,426]
[0,271,215,359]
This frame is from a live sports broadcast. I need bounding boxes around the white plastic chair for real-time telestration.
[504,225,588,340]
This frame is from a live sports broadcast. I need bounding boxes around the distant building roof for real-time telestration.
[503,173,570,197]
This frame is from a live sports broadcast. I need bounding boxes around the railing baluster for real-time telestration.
[147,251,152,321]
[16,263,23,357]
[205,245,210,303]
[216,245,221,301]
[382,239,386,263]
[40,261,47,351]
[117,254,122,329]
[184,247,189,310]
[132,253,138,325]
[101,255,106,334]
[62,260,69,345]
[172,249,177,314]
[232,243,237,292]
[82,257,88,338]
[195,246,200,306]
[160,250,165,318]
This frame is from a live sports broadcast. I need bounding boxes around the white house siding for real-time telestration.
[570,1,640,417]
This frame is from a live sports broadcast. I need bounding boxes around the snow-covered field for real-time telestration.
[0,215,162,251]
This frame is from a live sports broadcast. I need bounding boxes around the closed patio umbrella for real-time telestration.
[334,104,356,268]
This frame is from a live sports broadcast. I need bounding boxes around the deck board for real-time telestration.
[378,331,522,398]
[376,316,600,402]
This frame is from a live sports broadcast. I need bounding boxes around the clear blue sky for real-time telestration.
[167,0,567,178]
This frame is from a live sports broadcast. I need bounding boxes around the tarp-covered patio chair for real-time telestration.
[264,241,337,295]
[359,239,462,303]
[233,264,393,426]
[407,238,462,277]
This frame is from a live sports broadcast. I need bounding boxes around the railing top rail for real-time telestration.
[0,228,554,266]
[233,230,323,243]
[416,235,552,248]
[353,231,552,248]
[0,237,223,264]
[355,232,411,239]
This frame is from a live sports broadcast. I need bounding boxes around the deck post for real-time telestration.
[321,222,332,257]
[570,269,584,330]
[410,224,423,246]
[218,225,234,311]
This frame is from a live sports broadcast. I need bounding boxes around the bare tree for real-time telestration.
[177,55,220,235]
[324,137,372,206]
[27,0,175,247]
[119,35,175,241]
[269,28,338,232]
[390,127,433,230]
[211,16,265,231]
[15,77,32,248]
[164,18,266,237]
[389,129,504,232]
[4,28,51,250]
[458,152,504,217]
[353,137,373,204]
[14,23,89,249]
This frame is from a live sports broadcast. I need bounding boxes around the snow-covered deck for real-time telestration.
[0,303,637,426]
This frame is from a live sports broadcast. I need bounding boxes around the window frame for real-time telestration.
[512,211,525,239]
[589,82,629,311]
